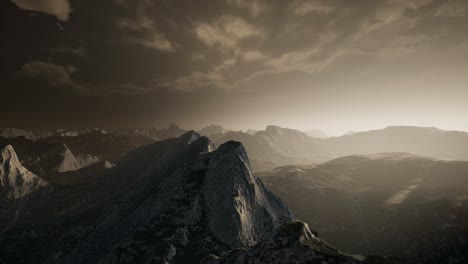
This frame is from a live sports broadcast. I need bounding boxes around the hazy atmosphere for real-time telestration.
[1,0,468,135]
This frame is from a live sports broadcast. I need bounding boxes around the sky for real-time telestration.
[1,0,467,136]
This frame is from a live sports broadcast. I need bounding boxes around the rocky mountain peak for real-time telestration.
[55,144,100,172]
[0,145,47,199]
[178,130,202,145]
[215,140,248,160]
[1,144,20,167]
[202,140,292,248]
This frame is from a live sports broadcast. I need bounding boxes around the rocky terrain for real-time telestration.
[0,132,297,264]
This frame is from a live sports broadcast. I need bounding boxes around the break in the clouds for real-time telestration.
[10,0,72,21]
[1,0,468,134]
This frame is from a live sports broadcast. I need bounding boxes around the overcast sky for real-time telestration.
[1,0,467,135]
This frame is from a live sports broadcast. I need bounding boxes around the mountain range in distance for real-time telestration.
[2,125,468,172]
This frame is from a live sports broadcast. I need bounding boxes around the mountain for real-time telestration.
[153,123,188,140]
[0,145,47,200]
[259,153,468,263]
[0,128,56,140]
[198,125,229,136]
[211,126,468,171]
[324,126,468,161]
[344,130,357,136]
[304,129,328,138]
[210,126,325,171]
[0,136,100,177]
[205,221,403,264]
[0,145,48,231]
[45,129,157,163]
[0,131,293,264]
[245,129,258,135]
[55,128,103,137]
[0,128,107,140]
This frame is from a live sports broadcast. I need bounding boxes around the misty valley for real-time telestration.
[1,125,467,264]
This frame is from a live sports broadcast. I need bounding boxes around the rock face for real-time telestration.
[201,141,292,248]
[204,221,401,264]
[0,131,292,264]
[0,145,47,199]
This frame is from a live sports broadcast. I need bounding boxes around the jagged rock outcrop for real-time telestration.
[55,146,100,172]
[204,221,402,264]
[0,145,47,199]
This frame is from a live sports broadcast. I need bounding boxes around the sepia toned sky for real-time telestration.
[1,0,467,135]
